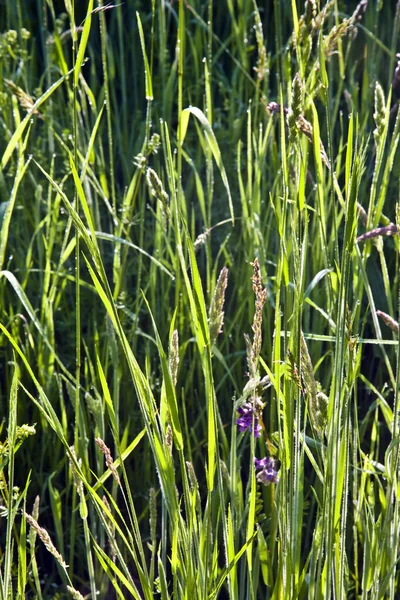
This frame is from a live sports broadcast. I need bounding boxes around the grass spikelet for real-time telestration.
[146,167,170,219]
[268,99,331,168]
[351,0,368,24]
[24,512,68,570]
[296,1,317,60]
[194,230,209,251]
[165,423,173,457]
[66,586,85,600]
[324,1,368,57]
[288,73,304,143]
[243,374,271,398]
[253,2,268,81]
[373,82,386,148]
[68,446,84,497]
[95,438,120,484]
[304,0,317,27]
[28,496,40,547]
[5,79,42,116]
[209,266,229,346]
[169,329,179,387]
[376,310,399,334]
[248,258,267,378]
[356,223,398,243]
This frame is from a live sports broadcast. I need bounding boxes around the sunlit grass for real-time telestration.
[1,1,400,598]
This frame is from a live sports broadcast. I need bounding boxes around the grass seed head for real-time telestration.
[376,310,399,335]
[169,329,179,387]
[288,73,304,142]
[24,512,68,570]
[248,259,267,378]
[5,79,42,116]
[373,82,386,147]
[209,266,229,346]
[95,438,120,484]
[149,487,157,543]
[66,586,85,600]
[68,446,84,497]
[146,167,170,219]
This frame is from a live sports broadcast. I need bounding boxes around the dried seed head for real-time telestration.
[5,79,42,116]
[169,329,179,386]
[67,586,85,600]
[295,115,331,168]
[248,259,267,378]
[95,438,120,484]
[24,512,68,570]
[194,230,209,251]
[165,423,173,457]
[324,0,367,56]
[209,267,229,345]
[376,310,399,335]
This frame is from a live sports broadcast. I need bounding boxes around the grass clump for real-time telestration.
[1,0,400,598]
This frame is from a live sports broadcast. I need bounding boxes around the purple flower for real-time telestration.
[254,456,279,485]
[236,402,262,438]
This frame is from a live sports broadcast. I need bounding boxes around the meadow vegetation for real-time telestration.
[1,0,400,598]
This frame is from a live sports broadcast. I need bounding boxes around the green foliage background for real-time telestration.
[1,0,400,598]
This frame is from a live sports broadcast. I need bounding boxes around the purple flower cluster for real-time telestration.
[236,402,262,438]
[254,457,279,486]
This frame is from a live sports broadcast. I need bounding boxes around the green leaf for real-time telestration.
[180,106,234,224]
[74,0,94,89]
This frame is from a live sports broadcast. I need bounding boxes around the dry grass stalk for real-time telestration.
[24,512,68,570]
[95,438,120,484]
[209,266,229,345]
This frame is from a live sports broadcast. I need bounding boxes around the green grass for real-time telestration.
[1,0,400,598]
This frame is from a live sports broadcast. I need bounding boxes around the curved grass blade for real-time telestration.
[1,68,74,170]
[180,106,234,224]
